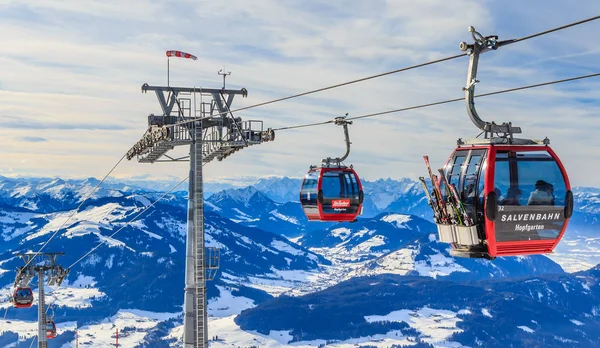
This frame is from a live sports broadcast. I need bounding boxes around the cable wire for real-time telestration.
[19,154,127,274]
[271,72,600,129]
[511,15,600,43]
[273,119,334,131]
[168,15,600,129]
[166,53,467,129]
[68,175,189,269]
[0,304,9,335]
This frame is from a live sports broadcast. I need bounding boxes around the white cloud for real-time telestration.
[1,0,599,186]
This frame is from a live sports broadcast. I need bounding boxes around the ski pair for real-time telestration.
[418,176,443,224]
[422,155,473,226]
[436,168,473,227]
[422,155,450,224]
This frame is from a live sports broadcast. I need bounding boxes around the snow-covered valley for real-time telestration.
[0,176,599,347]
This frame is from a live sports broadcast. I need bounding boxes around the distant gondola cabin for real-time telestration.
[46,320,57,339]
[12,287,34,308]
[300,166,364,222]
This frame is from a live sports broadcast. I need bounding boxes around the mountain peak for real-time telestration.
[210,186,273,207]
[82,177,101,186]
[252,176,301,203]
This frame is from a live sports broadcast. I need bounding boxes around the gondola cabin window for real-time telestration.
[446,154,466,200]
[322,172,343,199]
[494,150,568,242]
[462,152,485,205]
[300,171,319,216]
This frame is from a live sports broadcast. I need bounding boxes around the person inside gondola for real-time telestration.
[501,187,522,205]
[528,180,555,206]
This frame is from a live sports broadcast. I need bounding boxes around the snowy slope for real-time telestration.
[0,183,326,347]
[1,176,600,347]
[206,187,313,237]
[235,274,600,347]
[253,176,303,203]
[300,213,432,263]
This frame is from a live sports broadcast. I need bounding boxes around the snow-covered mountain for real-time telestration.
[361,178,430,218]
[106,177,234,196]
[253,176,302,203]
[289,212,565,296]
[1,175,600,347]
[0,176,128,212]
[300,213,432,262]
[0,179,325,346]
[234,272,600,347]
[206,186,325,238]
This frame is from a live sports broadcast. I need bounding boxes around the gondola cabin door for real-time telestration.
[442,145,572,258]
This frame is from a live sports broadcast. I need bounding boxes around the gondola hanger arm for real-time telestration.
[322,113,353,165]
[460,26,522,139]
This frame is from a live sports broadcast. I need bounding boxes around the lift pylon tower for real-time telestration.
[14,253,69,348]
[127,80,274,348]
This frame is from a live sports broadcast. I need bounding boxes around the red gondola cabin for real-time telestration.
[438,144,573,259]
[46,320,57,339]
[425,26,574,259]
[300,166,364,222]
[11,287,34,308]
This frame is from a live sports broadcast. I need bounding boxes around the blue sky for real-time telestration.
[1,1,599,186]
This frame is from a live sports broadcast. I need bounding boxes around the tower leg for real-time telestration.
[38,271,47,348]
[183,140,197,347]
[183,120,207,348]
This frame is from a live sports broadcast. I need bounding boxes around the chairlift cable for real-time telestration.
[67,175,190,269]
[511,15,600,43]
[169,54,467,128]
[170,15,600,128]
[0,305,9,334]
[19,155,127,274]
[272,72,600,129]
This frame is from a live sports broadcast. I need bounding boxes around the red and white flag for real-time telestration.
[166,50,197,60]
